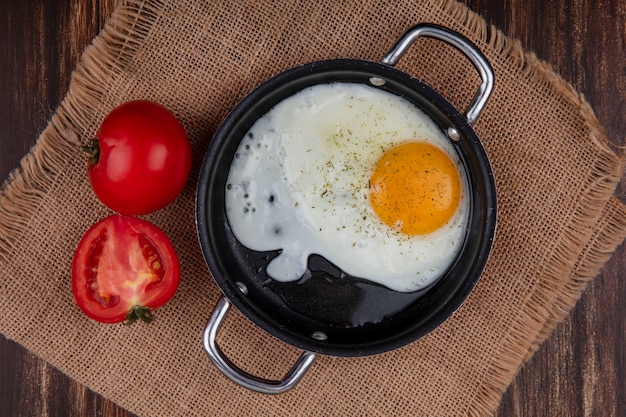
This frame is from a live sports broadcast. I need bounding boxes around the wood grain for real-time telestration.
[1,1,623,416]
[469,2,626,416]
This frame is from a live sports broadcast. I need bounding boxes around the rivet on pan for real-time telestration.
[235,281,248,295]
[369,77,386,87]
[311,331,328,341]
[447,127,461,142]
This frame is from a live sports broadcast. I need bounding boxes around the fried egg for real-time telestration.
[225,82,468,292]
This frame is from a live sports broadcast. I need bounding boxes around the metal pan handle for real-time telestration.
[381,23,494,127]
[203,296,317,394]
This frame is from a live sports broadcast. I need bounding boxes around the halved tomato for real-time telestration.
[71,214,180,324]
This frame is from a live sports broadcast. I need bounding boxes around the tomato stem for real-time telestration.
[81,140,100,167]
[124,305,155,326]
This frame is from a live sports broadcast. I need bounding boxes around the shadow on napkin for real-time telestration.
[1,0,624,416]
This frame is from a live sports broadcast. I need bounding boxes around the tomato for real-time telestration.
[85,100,192,215]
[72,214,180,324]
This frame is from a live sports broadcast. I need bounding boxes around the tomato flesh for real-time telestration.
[72,215,180,324]
[88,100,192,215]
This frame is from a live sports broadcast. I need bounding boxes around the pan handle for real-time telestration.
[203,296,317,394]
[381,23,494,127]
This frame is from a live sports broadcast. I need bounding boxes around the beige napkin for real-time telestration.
[1,0,624,416]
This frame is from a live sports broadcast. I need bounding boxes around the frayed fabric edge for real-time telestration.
[1,1,625,416]
[426,1,626,416]
[0,0,164,262]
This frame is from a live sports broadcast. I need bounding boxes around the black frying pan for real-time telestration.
[196,24,496,393]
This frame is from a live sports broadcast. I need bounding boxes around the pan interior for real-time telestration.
[196,60,496,357]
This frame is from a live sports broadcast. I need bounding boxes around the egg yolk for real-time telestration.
[369,142,461,235]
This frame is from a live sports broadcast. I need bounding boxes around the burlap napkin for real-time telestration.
[1,0,625,416]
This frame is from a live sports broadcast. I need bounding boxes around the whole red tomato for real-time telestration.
[85,100,192,215]
[72,214,180,324]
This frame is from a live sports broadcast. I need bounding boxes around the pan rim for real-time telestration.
[196,58,497,357]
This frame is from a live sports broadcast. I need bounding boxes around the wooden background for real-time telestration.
[0,1,624,416]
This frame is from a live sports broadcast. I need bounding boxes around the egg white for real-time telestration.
[225,82,468,292]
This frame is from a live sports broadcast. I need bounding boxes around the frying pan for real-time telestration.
[196,23,496,393]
